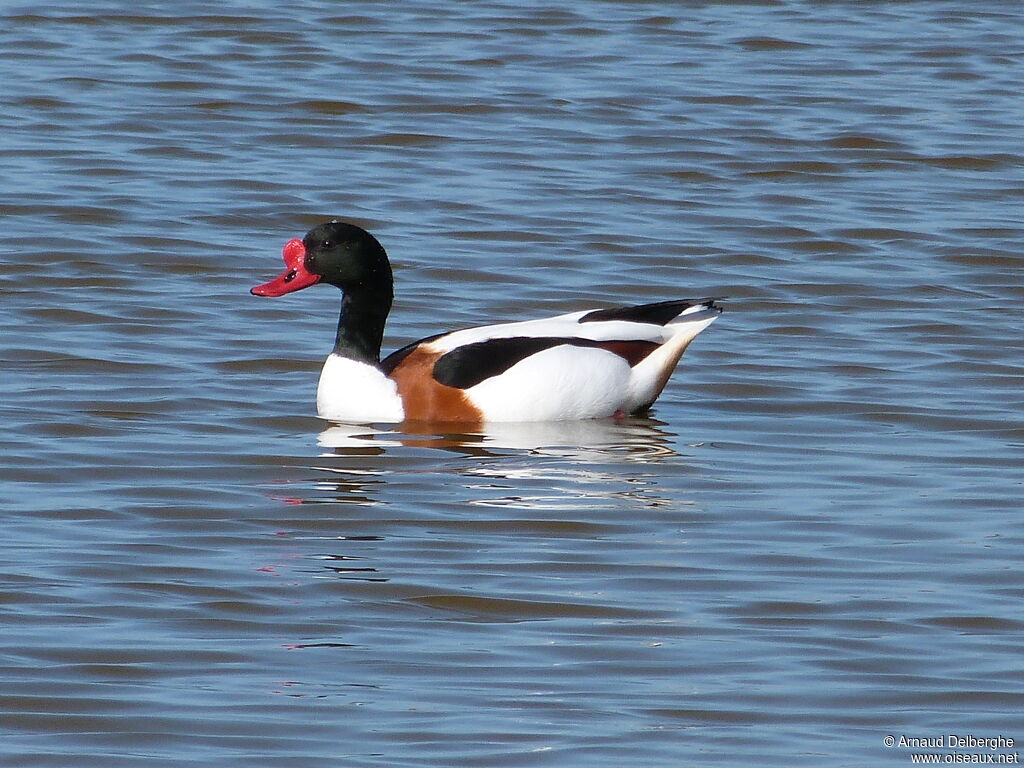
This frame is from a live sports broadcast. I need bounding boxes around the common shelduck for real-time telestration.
[252,221,722,425]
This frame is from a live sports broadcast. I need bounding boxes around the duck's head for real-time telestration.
[251,221,392,298]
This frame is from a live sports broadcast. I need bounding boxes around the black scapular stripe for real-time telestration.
[432,336,659,390]
[379,332,446,375]
[433,337,567,389]
[579,298,716,326]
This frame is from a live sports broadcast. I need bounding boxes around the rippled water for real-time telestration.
[3,2,1023,766]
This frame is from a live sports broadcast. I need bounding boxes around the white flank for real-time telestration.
[466,345,632,421]
[317,353,404,423]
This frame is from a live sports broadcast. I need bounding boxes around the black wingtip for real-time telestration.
[580,297,725,326]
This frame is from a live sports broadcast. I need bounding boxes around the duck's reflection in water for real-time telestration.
[275,419,703,599]
[316,417,680,460]
[303,417,693,512]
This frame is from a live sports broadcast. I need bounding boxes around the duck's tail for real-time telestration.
[624,298,723,412]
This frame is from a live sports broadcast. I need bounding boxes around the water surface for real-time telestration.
[2,2,1023,766]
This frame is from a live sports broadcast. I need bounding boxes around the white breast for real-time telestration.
[316,353,404,424]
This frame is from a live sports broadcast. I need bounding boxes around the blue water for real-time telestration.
[2,2,1023,766]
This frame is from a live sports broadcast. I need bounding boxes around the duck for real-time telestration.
[251,221,722,425]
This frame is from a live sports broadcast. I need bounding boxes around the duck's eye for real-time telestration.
[321,240,332,249]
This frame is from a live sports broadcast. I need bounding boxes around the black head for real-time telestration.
[252,221,393,299]
[251,221,396,364]
[302,221,392,293]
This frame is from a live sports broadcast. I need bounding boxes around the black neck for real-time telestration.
[333,285,392,365]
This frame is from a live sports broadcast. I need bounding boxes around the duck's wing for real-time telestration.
[420,298,720,351]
